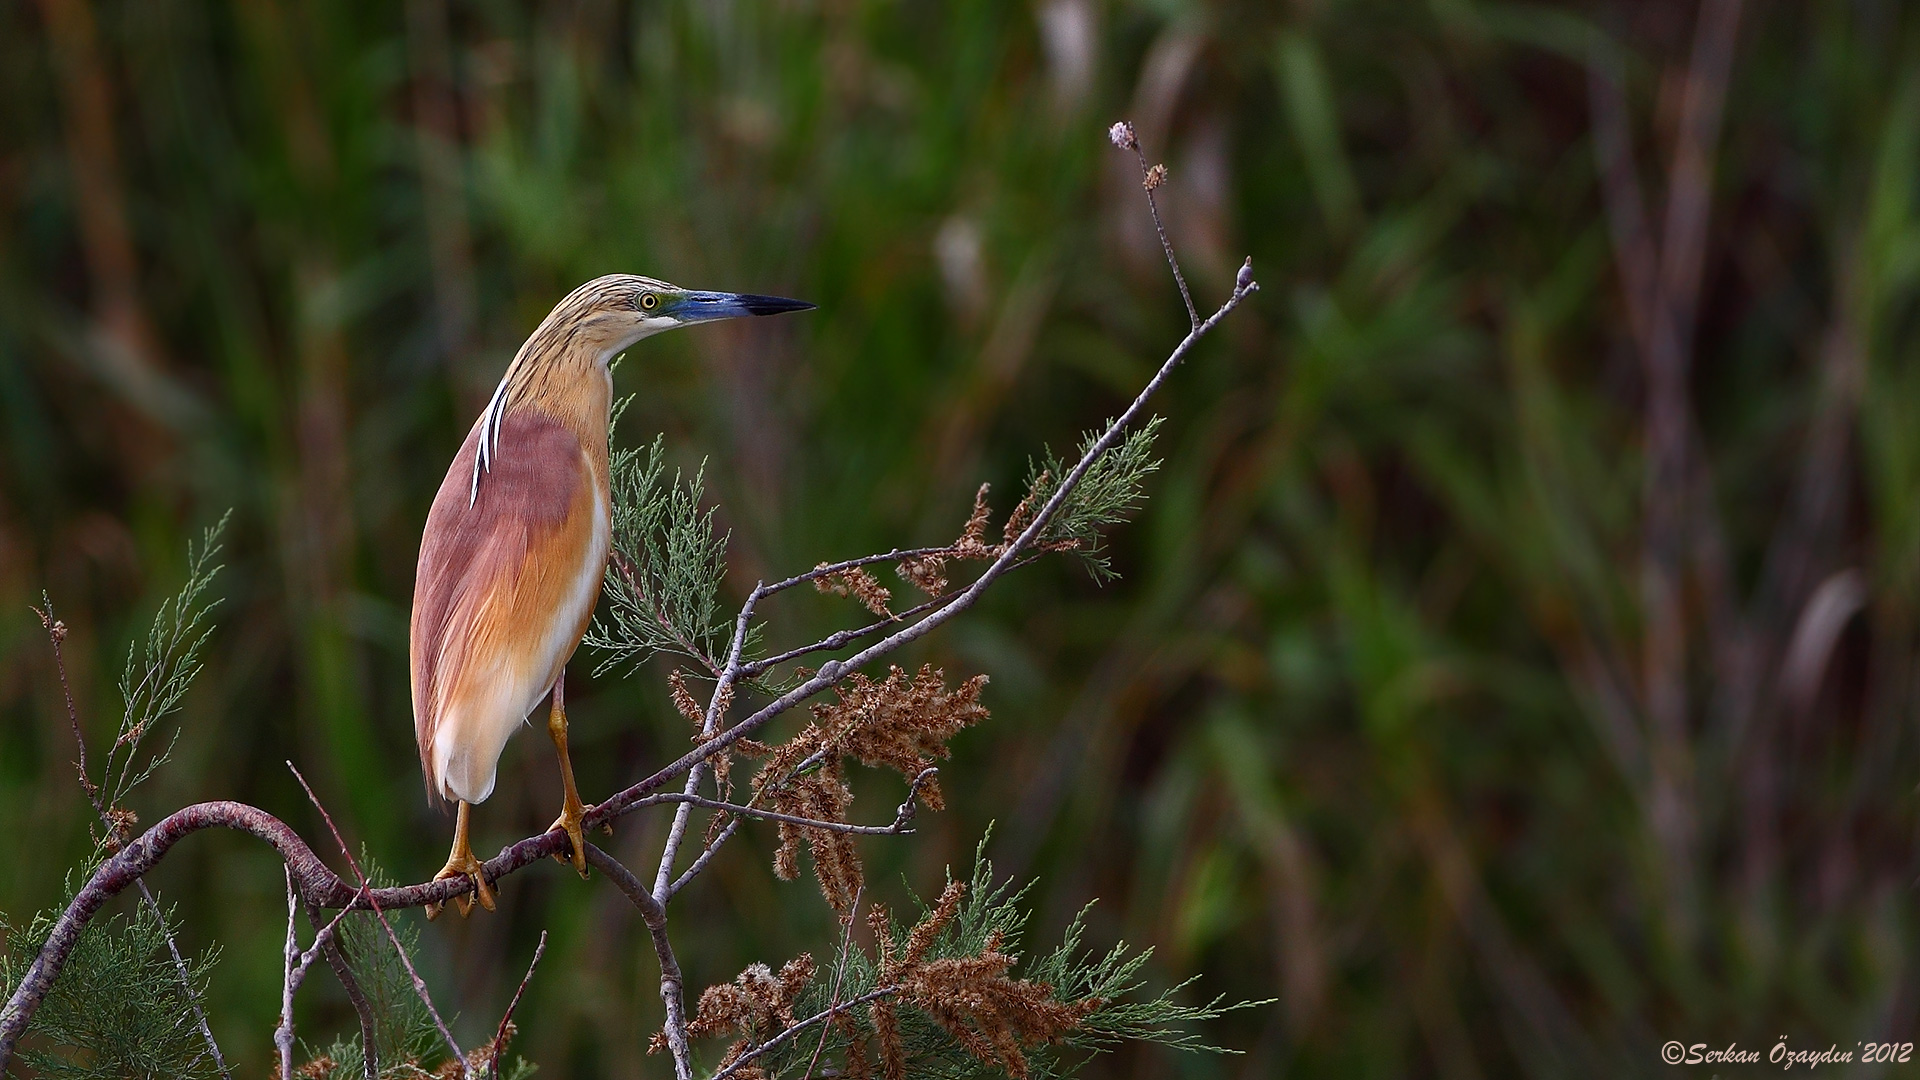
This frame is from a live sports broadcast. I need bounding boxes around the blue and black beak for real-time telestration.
[672,290,816,324]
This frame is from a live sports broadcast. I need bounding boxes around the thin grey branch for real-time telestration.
[585,844,690,1080]
[668,816,743,900]
[635,780,930,836]
[291,764,468,1079]
[804,886,863,1080]
[761,546,959,598]
[305,899,379,1080]
[1110,119,1198,329]
[654,581,762,901]
[740,555,1045,680]
[489,929,547,1076]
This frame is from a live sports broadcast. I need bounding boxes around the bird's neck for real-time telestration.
[498,352,613,466]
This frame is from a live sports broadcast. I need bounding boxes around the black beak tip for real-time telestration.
[738,294,816,317]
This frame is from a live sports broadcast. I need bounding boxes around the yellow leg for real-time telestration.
[547,673,590,878]
[426,799,495,920]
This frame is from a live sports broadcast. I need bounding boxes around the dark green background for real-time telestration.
[4,1,1918,1076]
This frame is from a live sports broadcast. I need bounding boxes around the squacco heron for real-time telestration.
[410,274,812,917]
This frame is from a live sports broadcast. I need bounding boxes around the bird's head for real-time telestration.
[543,273,815,363]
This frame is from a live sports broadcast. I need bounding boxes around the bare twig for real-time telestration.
[654,582,762,901]
[305,899,379,1080]
[634,781,930,836]
[761,548,958,598]
[740,555,1046,680]
[32,604,93,803]
[1110,120,1198,329]
[489,930,547,1076]
[804,886,863,1080]
[289,763,468,1078]
[584,844,690,1080]
[33,600,231,1080]
[668,816,743,900]
[275,868,357,1079]
[663,743,841,902]
[277,868,301,1080]
[663,751,936,906]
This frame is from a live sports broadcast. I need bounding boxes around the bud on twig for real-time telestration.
[1236,257,1255,293]
[1108,120,1137,150]
[1144,163,1168,191]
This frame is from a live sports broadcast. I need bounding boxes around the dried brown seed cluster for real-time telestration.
[651,955,818,1079]
[672,668,738,802]
[815,564,893,617]
[669,883,1098,1080]
[810,665,988,812]
[428,1022,520,1080]
[896,484,1000,596]
[1144,162,1169,190]
[277,1055,334,1080]
[868,883,1100,1080]
[1002,473,1044,545]
[96,805,140,852]
[668,668,705,726]
[893,554,946,597]
[747,666,989,911]
[770,766,859,911]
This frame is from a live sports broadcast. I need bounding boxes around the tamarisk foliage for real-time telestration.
[0,887,219,1080]
[95,513,231,853]
[663,838,1264,1080]
[1,521,232,1079]
[586,424,735,675]
[1018,418,1163,582]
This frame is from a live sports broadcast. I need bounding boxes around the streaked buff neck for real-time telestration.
[472,313,638,503]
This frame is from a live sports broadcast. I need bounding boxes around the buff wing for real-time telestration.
[410,407,610,804]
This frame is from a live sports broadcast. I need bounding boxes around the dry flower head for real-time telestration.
[866,882,1100,1080]
[815,564,893,617]
[748,666,988,911]
[652,955,818,1078]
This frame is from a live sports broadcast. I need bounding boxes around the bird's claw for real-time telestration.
[550,800,591,879]
[426,856,495,920]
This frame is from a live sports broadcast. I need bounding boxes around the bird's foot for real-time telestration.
[425,851,495,920]
[549,797,591,879]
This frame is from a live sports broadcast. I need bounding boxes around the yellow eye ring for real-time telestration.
[640,292,659,311]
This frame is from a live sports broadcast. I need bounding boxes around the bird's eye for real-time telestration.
[640,292,659,311]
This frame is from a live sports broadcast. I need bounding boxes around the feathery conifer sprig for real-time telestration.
[672,836,1262,1080]
[1018,417,1162,582]
[92,512,230,852]
[0,880,221,1080]
[586,422,735,676]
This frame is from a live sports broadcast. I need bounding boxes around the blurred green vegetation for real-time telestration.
[3,0,1919,1076]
